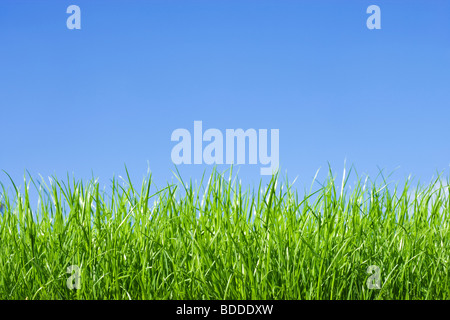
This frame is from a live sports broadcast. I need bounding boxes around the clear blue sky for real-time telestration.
[1,0,449,194]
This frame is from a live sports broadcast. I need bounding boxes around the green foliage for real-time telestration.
[0,167,449,300]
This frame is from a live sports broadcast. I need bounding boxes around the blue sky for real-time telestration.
[1,0,449,195]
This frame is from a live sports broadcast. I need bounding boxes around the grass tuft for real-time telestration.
[0,167,449,300]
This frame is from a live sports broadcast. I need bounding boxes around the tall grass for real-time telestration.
[0,167,449,300]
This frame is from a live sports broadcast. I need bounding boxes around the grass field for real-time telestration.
[0,167,449,300]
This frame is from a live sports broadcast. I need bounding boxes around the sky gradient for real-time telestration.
[1,0,449,195]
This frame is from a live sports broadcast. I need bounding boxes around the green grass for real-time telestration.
[0,166,449,300]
